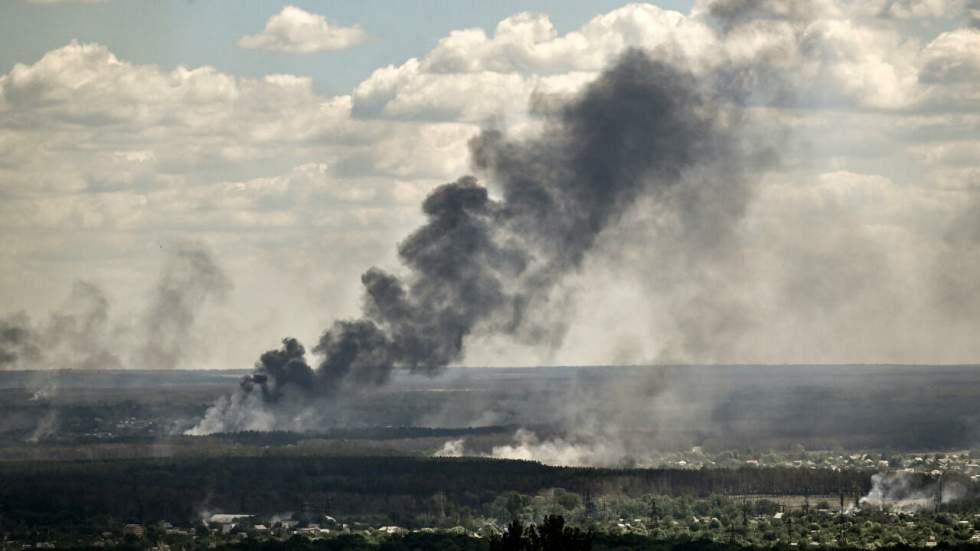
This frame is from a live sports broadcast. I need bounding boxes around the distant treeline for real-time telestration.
[0,456,871,529]
[211,426,514,444]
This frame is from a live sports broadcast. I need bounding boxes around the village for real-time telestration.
[645,449,980,481]
[5,484,980,550]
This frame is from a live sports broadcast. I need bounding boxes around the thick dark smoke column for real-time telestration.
[334,50,731,385]
[472,51,720,274]
[246,337,313,401]
[192,49,740,433]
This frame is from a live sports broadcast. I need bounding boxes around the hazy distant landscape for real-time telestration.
[3,365,980,454]
[1,366,980,549]
[3,0,980,549]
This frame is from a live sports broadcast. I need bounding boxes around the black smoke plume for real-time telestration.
[245,337,313,401]
[195,49,743,433]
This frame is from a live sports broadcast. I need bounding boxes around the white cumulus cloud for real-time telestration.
[2,2,980,367]
[238,5,367,53]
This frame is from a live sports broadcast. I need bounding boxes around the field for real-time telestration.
[3,365,980,453]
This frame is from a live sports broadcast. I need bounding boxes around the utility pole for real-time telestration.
[838,490,846,547]
[742,497,748,538]
[729,496,743,545]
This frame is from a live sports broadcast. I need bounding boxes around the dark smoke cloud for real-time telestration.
[246,337,313,401]
[192,49,749,433]
[701,0,821,29]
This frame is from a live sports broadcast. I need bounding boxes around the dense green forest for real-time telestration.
[0,456,870,528]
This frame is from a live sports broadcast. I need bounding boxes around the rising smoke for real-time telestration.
[189,48,753,434]
[0,240,229,373]
[860,472,969,513]
[139,242,231,371]
[0,281,120,372]
[423,366,726,468]
[0,241,229,441]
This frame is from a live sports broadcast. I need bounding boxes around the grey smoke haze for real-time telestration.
[0,313,40,369]
[2,0,978,377]
[531,1,980,367]
[0,241,229,442]
[47,281,121,371]
[425,366,726,468]
[0,241,229,372]
[0,281,119,372]
[861,472,970,512]
[189,48,754,433]
[139,241,231,371]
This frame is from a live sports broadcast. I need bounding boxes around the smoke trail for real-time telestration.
[0,312,41,369]
[1,241,229,373]
[48,281,121,370]
[138,241,231,370]
[189,49,749,433]
[0,281,119,371]
[1,242,229,440]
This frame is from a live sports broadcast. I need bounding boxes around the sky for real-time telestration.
[1,0,979,371]
[0,0,694,95]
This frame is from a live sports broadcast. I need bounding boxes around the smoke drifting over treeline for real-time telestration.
[189,49,758,434]
[0,241,229,373]
[861,472,972,513]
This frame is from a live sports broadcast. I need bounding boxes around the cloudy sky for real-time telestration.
[1,0,979,370]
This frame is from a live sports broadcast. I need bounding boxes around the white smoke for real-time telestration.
[186,391,303,435]
[433,438,465,457]
[446,428,654,468]
[184,387,351,435]
[26,409,58,444]
[490,430,613,466]
[859,472,966,512]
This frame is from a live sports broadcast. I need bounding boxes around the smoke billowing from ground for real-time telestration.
[189,48,754,434]
[0,241,229,441]
[489,429,646,468]
[0,241,229,373]
[860,472,969,513]
[430,366,723,468]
